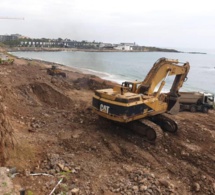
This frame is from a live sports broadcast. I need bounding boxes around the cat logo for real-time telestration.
[100,104,110,114]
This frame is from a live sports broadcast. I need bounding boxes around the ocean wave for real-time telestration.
[78,67,112,77]
[198,66,215,71]
[79,68,129,84]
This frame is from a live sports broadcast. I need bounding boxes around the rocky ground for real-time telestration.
[0,50,214,195]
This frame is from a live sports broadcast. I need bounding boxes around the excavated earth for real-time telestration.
[0,53,215,195]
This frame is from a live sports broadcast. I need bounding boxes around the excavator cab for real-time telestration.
[121,81,141,93]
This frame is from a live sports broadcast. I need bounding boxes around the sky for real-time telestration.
[1,0,215,49]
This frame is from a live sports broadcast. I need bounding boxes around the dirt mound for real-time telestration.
[73,75,115,90]
[18,82,74,109]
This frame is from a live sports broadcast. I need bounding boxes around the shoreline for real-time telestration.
[7,47,180,53]
[7,47,207,55]
[7,49,119,86]
[26,58,122,84]
[9,50,124,84]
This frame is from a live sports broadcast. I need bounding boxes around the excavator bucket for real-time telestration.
[167,98,180,115]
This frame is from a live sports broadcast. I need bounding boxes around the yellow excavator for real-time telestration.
[92,58,190,141]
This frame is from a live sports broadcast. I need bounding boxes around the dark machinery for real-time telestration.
[47,65,66,78]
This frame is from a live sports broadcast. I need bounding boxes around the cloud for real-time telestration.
[1,0,215,48]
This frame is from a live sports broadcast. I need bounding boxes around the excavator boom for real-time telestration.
[137,58,190,96]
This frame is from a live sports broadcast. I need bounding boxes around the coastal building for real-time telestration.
[64,40,85,48]
[114,43,136,51]
[99,43,114,49]
[0,34,22,42]
[0,34,140,51]
[64,40,100,48]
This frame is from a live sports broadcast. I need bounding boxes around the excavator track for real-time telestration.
[127,118,163,142]
[150,113,178,133]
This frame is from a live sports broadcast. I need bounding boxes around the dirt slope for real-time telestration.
[0,55,214,195]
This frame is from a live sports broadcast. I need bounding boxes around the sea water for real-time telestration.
[11,51,215,95]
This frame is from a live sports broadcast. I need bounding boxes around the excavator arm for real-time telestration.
[137,58,190,96]
[136,58,190,114]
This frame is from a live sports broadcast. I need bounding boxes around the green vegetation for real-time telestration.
[133,46,179,52]
[0,42,6,48]
[2,40,20,47]
[2,182,7,187]
[27,190,34,195]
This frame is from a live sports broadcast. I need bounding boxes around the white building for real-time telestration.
[114,43,136,51]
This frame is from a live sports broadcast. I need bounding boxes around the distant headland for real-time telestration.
[0,34,206,54]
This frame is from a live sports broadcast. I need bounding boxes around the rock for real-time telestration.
[71,188,80,194]
[201,175,206,180]
[132,186,139,192]
[212,183,215,192]
[150,173,155,178]
[112,183,120,189]
[193,182,200,192]
[75,166,81,171]
[71,169,77,173]
[143,173,151,178]
[55,166,60,173]
[181,150,190,157]
[48,169,55,175]
[159,179,169,188]
[109,186,113,192]
[129,173,134,180]
[138,178,147,184]
[169,183,175,190]
[9,167,17,175]
[57,163,64,171]
[24,169,30,176]
[115,188,120,192]
[135,170,143,175]
[139,185,147,192]
[147,188,153,194]
[63,166,70,172]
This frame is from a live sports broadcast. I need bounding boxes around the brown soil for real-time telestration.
[0,50,215,195]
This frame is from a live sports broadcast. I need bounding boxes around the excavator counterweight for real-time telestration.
[92,58,190,141]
